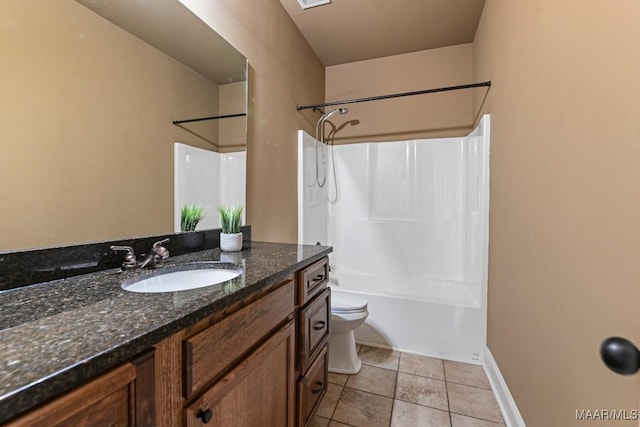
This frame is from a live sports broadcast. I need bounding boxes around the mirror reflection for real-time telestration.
[0,0,248,252]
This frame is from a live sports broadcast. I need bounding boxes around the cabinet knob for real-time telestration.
[311,381,324,394]
[600,336,640,375]
[196,408,213,423]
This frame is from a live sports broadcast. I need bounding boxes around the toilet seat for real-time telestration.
[331,292,367,313]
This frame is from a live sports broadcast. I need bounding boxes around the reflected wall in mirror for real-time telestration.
[0,0,247,252]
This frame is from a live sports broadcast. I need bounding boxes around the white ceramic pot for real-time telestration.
[220,232,243,252]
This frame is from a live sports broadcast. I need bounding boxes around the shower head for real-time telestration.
[324,107,349,120]
[322,107,349,122]
[315,107,348,130]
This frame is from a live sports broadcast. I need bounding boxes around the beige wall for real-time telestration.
[474,1,640,425]
[180,0,325,244]
[218,82,247,152]
[0,0,220,251]
[325,44,476,143]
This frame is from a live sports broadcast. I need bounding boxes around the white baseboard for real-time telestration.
[483,347,526,427]
[356,340,483,366]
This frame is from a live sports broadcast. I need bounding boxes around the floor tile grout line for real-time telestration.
[443,358,451,410]
[340,385,396,401]
[397,370,447,385]
[360,361,400,373]
[448,381,506,423]
[443,358,453,427]
[445,379,492,391]
[397,369,445,381]
[394,367,491,391]
[450,409,505,425]
[330,385,395,426]
[392,396,450,414]
[329,382,348,422]
[387,351,402,426]
[325,413,358,427]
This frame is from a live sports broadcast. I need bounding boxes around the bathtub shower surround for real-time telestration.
[174,143,246,232]
[298,115,490,362]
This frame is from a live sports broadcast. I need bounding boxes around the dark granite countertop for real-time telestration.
[0,241,331,423]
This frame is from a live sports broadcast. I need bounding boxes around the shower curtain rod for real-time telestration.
[172,112,247,125]
[296,81,491,111]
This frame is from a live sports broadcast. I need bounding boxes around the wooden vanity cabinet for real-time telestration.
[5,350,155,427]
[296,257,330,426]
[5,256,331,427]
[155,275,298,427]
[174,257,331,427]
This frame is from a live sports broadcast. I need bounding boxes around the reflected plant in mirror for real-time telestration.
[180,205,206,232]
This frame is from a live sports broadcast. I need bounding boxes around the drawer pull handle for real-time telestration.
[311,274,325,283]
[313,320,326,331]
[312,381,324,394]
[196,408,213,424]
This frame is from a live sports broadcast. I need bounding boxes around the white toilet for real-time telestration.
[329,289,369,374]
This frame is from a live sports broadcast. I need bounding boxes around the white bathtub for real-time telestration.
[331,284,486,364]
[299,115,490,364]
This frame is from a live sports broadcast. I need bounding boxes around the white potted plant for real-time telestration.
[218,205,243,252]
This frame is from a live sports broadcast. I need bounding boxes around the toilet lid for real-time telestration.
[332,292,367,313]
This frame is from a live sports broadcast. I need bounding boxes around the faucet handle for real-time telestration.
[110,245,137,267]
[152,238,170,260]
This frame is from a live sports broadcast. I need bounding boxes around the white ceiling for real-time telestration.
[278,0,486,66]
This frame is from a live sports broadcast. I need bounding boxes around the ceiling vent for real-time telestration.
[296,0,331,9]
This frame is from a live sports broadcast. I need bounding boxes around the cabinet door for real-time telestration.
[5,350,155,427]
[185,321,296,427]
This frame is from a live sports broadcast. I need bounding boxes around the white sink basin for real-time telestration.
[122,265,242,293]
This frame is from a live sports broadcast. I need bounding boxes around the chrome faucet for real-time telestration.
[111,238,170,270]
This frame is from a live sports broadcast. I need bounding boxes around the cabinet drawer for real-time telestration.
[183,278,295,398]
[298,344,328,427]
[299,287,330,373]
[185,321,296,427]
[297,257,329,306]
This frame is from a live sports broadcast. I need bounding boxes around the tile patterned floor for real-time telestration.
[311,345,506,427]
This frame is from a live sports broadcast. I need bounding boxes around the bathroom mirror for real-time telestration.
[0,0,248,251]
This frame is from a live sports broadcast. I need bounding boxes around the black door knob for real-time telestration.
[196,408,213,423]
[600,336,640,375]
